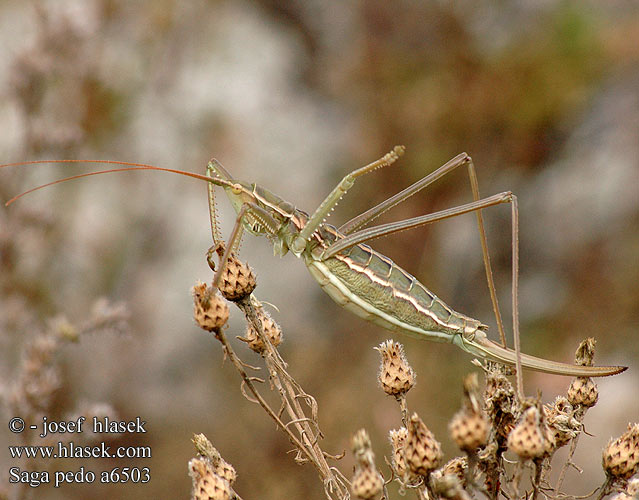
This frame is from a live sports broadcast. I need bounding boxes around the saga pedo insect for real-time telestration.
[3,147,626,378]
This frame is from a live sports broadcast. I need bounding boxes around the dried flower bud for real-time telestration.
[351,463,383,500]
[450,409,488,453]
[192,434,237,485]
[507,407,548,459]
[192,282,229,332]
[405,413,442,476]
[431,470,472,500]
[544,397,580,449]
[189,457,232,500]
[389,428,408,479]
[449,373,488,452]
[567,377,598,408]
[437,456,468,485]
[351,429,383,499]
[484,369,519,445]
[375,340,415,397]
[217,251,256,301]
[575,338,596,366]
[241,308,282,354]
[603,423,639,480]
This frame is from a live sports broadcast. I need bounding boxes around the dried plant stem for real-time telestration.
[216,296,350,500]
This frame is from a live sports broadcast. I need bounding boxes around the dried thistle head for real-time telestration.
[483,367,520,446]
[567,338,599,408]
[405,412,443,476]
[603,423,639,480]
[431,469,472,500]
[216,250,256,302]
[192,434,237,486]
[449,373,489,452]
[240,308,282,354]
[435,456,468,486]
[507,406,552,459]
[375,340,415,397]
[192,282,229,333]
[389,427,408,480]
[351,429,383,500]
[567,377,599,408]
[188,457,232,500]
[544,396,581,449]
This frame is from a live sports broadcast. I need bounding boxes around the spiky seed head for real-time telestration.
[449,373,488,452]
[375,340,415,397]
[188,457,232,500]
[603,423,639,480]
[405,413,443,476]
[351,463,384,500]
[351,429,383,499]
[449,408,488,452]
[567,377,599,408]
[544,397,580,449]
[389,428,408,479]
[217,252,256,301]
[192,282,229,333]
[241,308,282,354]
[507,407,548,459]
[191,434,237,486]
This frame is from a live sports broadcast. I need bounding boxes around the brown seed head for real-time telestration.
[449,373,488,452]
[192,282,229,333]
[375,340,415,397]
[192,434,237,486]
[351,462,384,500]
[405,412,443,475]
[217,252,256,301]
[351,429,383,499]
[188,457,232,500]
[544,397,581,449]
[603,423,639,480]
[241,308,282,354]
[389,427,408,479]
[507,407,548,459]
[567,377,599,408]
[450,409,489,452]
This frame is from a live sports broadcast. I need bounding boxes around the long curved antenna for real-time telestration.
[2,160,236,206]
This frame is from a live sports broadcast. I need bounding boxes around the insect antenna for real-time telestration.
[2,160,233,206]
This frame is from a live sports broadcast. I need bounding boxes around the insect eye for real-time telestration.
[231,183,242,194]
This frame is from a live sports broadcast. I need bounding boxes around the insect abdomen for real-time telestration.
[305,243,485,341]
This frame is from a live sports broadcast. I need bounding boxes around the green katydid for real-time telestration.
[2,148,627,380]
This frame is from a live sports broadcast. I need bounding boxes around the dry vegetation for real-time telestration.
[185,251,638,500]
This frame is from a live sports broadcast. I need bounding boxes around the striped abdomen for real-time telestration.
[304,232,487,342]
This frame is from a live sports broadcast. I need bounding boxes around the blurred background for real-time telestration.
[0,1,637,499]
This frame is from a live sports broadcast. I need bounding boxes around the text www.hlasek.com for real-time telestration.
[9,442,151,460]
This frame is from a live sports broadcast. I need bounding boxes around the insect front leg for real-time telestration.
[210,202,280,290]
